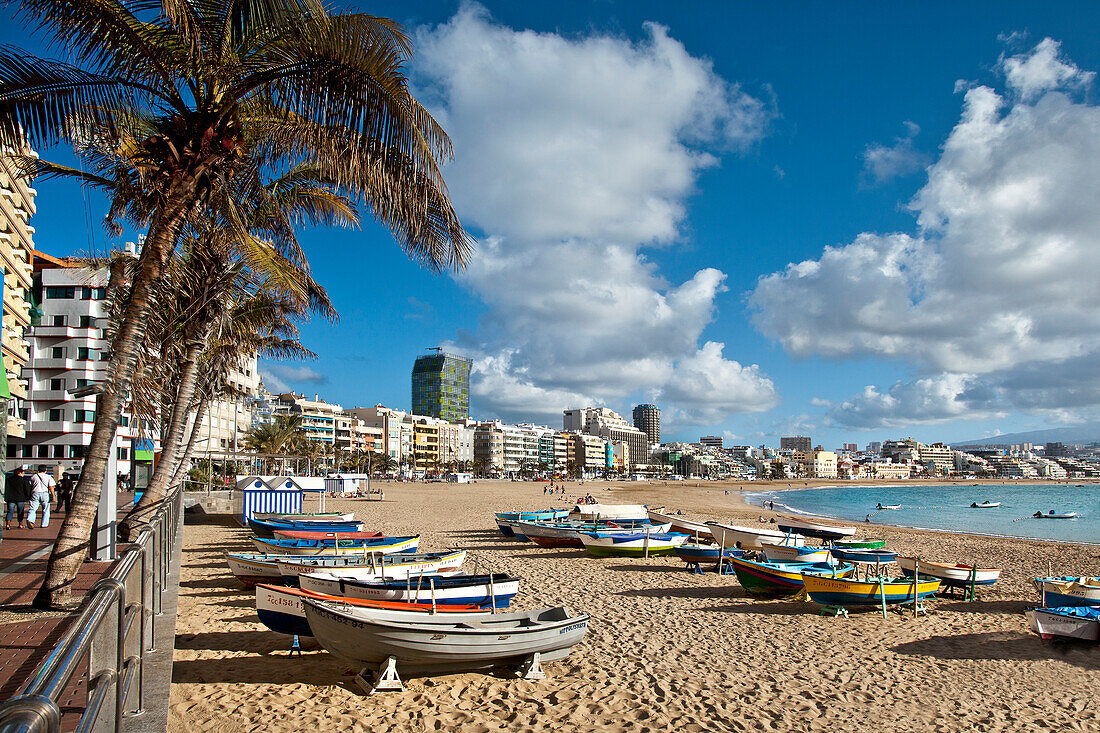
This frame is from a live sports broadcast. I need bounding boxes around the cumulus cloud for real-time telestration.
[750,38,1100,428]
[861,121,929,184]
[415,5,777,426]
[826,374,1006,430]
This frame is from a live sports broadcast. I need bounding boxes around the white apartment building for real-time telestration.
[1,147,36,442]
[190,357,261,459]
[563,407,648,467]
[8,259,154,474]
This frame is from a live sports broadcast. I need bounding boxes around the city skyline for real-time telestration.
[9,2,1100,448]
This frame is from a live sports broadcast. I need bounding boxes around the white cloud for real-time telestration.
[826,374,1006,430]
[861,121,928,184]
[657,342,779,425]
[415,4,777,427]
[999,38,1094,101]
[750,38,1100,425]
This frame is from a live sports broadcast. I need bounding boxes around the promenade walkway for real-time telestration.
[0,502,129,732]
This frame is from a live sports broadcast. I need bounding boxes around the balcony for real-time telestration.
[7,416,25,439]
[33,358,106,373]
[28,419,95,434]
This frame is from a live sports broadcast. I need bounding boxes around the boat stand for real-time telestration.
[288,635,302,657]
[896,601,930,616]
[819,605,849,618]
[517,652,546,680]
[357,656,405,694]
[718,562,735,575]
[686,562,704,575]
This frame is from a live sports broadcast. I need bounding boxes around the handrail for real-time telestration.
[0,486,184,733]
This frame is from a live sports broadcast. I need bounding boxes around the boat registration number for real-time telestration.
[559,622,587,634]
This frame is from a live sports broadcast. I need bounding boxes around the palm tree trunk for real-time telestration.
[34,187,194,609]
[119,325,210,540]
[171,399,209,490]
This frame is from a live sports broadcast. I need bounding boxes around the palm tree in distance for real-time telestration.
[0,0,471,608]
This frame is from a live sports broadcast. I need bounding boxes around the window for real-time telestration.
[45,286,76,299]
[52,445,65,458]
[21,445,33,458]
[51,315,65,327]
[76,379,89,389]
[70,445,86,459]
[75,410,95,423]
[5,444,15,458]
[48,409,62,422]
[79,315,95,328]
[119,415,129,427]
[50,378,63,391]
[77,347,94,361]
[117,447,129,460]
[83,287,106,300]
[51,347,65,359]
[36,445,50,458]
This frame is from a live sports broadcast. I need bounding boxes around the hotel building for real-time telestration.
[411,349,472,422]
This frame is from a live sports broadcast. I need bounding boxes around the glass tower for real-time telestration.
[411,350,472,422]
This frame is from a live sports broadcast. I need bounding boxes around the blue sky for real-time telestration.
[7,1,1100,448]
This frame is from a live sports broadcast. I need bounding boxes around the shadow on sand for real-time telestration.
[891,631,1100,669]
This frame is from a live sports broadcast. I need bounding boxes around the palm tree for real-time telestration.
[3,0,471,608]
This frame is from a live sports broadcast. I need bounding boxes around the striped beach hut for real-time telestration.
[237,476,302,524]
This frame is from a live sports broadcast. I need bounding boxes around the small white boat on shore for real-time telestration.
[570,503,651,521]
[776,515,857,542]
[646,511,712,539]
[760,543,831,563]
[705,522,805,551]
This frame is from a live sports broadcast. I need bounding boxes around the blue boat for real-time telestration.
[250,535,419,556]
[247,517,363,538]
[729,557,854,598]
[494,509,571,536]
[332,573,521,608]
[1032,577,1100,607]
[830,548,898,564]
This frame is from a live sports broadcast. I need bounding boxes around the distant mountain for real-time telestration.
[952,424,1100,447]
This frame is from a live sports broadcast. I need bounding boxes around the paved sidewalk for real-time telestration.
[0,502,129,732]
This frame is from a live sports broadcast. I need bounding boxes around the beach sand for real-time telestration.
[168,480,1100,732]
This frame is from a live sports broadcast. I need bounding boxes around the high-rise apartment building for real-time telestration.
[411,348,471,422]
[780,436,812,452]
[0,147,36,448]
[9,255,156,475]
[632,404,660,445]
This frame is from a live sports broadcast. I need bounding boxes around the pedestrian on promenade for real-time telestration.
[56,472,75,513]
[4,467,31,529]
[27,465,56,529]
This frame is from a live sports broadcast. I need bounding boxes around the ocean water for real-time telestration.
[745,483,1100,545]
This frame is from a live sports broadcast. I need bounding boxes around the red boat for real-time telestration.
[272,529,383,541]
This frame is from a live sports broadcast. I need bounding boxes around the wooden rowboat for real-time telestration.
[760,543,831,563]
[255,584,484,637]
[1026,606,1100,643]
[800,574,940,608]
[832,538,886,550]
[729,557,853,598]
[273,529,382,541]
[578,532,688,558]
[897,557,1001,588]
[776,515,856,541]
[705,522,805,551]
[646,511,712,538]
[250,535,419,556]
[1031,577,1100,607]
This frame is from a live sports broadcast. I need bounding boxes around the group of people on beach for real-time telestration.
[3,465,75,532]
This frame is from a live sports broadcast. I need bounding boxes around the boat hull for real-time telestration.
[729,557,853,598]
[300,573,519,608]
[303,600,590,675]
[273,529,381,541]
[277,550,467,586]
[248,517,363,538]
[673,544,743,564]
[831,549,898,565]
[897,558,1000,587]
[647,511,712,538]
[761,544,831,563]
[1032,578,1100,607]
[776,516,856,541]
[255,585,483,637]
[250,536,419,556]
[832,538,886,550]
[1026,607,1100,642]
[579,533,688,557]
[801,575,941,607]
[706,522,805,551]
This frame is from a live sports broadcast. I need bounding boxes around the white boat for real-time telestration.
[705,522,805,551]
[646,511,713,539]
[516,520,671,548]
[578,532,689,557]
[302,599,590,689]
[1033,510,1078,519]
[277,550,467,584]
[304,573,521,607]
[897,557,1001,588]
[1032,577,1100,607]
[252,512,354,522]
[1027,606,1100,642]
[776,515,856,541]
[969,501,1000,508]
[569,503,650,521]
[760,543,831,563]
[250,535,419,556]
[875,504,901,510]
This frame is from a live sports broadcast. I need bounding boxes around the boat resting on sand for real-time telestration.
[761,544,831,563]
[494,509,571,537]
[1026,606,1100,643]
[705,522,806,551]
[252,512,353,522]
[800,574,941,609]
[303,599,590,690]
[830,548,898,565]
[277,550,467,586]
[250,535,419,556]
[673,543,744,566]
[300,572,520,608]
[247,517,364,538]
[646,511,712,538]
[272,529,382,541]
[518,520,671,548]
[1032,577,1100,607]
[578,532,688,558]
[728,557,853,598]
[776,515,857,541]
[897,557,1001,588]
[255,584,484,637]
[570,503,651,521]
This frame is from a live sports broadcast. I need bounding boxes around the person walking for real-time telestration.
[4,467,31,529]
[56,472,75,514]
[27,465,57,529]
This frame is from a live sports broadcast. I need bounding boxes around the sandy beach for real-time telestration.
[168,480,1100,732]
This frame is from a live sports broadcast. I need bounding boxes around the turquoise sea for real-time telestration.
[745,483,1100,545]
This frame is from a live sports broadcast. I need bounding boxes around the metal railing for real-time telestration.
[0,486,184,733]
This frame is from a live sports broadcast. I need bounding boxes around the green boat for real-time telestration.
[729,556,854,598]
[578,532,688,557]
[831,538,886,550]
